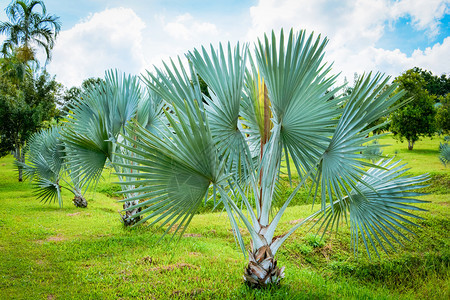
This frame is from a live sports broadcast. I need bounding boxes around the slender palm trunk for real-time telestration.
[244,82,285,288]
[119,137,142,226]
[14,145,25,182]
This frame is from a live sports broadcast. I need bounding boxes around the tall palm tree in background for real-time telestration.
[0,0,61,64]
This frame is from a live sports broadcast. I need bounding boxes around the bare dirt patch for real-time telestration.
[289,218,318,225]
[167,223,185,233]
[318,243,333,261]
[67,212,91,217]
[183,233,202,237]
[147,263,197,274]
[47,236,65,242]
[171,288,204,298]
[35,235,66,244]
[67,212,81,216]
[289,218,304,224]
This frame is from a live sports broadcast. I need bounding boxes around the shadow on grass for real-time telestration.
[396,149,439,155]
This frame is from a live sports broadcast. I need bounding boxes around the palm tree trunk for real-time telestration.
[14,145,24,182]
[244,244,285,288]
[72,195,88,208]
[121,199,141,226]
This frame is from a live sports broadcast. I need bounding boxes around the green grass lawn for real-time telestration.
[0,135,448,299]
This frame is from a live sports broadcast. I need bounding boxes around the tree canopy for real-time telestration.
[390,68,436,150]
[0,62,58,180]
[413,67,450,98]
[436,93,450,134]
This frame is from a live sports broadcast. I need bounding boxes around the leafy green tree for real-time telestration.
[0,1,61,181]
[0,0,61,64]
[0,66,58,181]
[413,67,450,98]
[92,29,427,287]
[81,77,104,90]
[390,68,436,150]
[435,94,450,134]
[0,47,31,82]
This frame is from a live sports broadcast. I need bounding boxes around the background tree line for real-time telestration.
[346,67,449,150]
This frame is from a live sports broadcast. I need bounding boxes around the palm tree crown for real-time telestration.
[0,0,61,64]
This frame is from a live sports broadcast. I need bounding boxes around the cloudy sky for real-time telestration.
[1,0,449,88]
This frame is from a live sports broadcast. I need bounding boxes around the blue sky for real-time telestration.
[0,0,448,88]
[376,14,450,55]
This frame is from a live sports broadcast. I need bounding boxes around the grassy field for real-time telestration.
[0,135,448,299]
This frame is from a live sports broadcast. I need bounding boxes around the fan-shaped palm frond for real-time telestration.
[255,29,340,179]
[251,29,340,228]
[188,42,255,185]
[63,70,141,189]
[21,126,64,207]
[314,158,429,258]
[439,142,450,166]
[135,87,166,134]
[115,101,262,251]
[318,73,406,212]
[141,56,204,115]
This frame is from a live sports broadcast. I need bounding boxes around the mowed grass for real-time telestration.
[0,135,448,299]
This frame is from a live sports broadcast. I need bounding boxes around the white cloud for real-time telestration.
[338,36,450,81]
[47,7,146,87]
[137,12,227,78]
[247,0,389,49]
[392,0,449,37]
[410,36,450,74]
[246,0,449,82]
[163,13,218,41]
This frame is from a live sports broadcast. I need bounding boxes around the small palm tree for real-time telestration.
[63,70,165,224]
[20,126,87,208]
[113,29,428,287]
[0,0,61,64]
